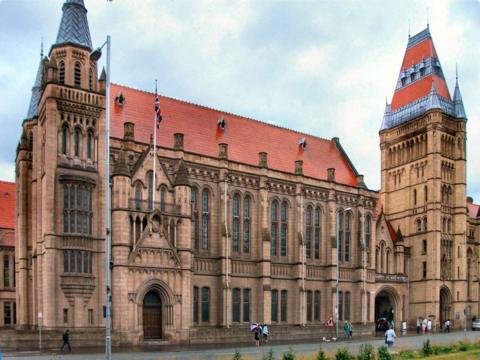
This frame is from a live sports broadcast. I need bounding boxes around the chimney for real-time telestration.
[356,174,366,188]
[174,133,184,150]
[219,143,228,159]
[295,160,303,175]
[467,196,474,204]
[327,168,335,182]
[123,122,134,141]
[259,152,268,168]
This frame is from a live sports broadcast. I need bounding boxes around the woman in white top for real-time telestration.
[385,326,396,350]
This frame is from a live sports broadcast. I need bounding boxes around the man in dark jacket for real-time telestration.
[61,329,71,352]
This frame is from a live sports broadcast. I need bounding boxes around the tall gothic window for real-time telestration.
[271,200,278,256]
[191,188,199,250]
[61,125,68,155]
[345,211,351,262]
[306,206,312,259]
[243,196,250,254]
[201,189,209,250]
[147,172,153,210]
[3,255,9,288]
[314,291,321,321]
[201,287,210,323]
[337,211,343,261]
[306,290,313,322]
[63,184,92,235]
[271,289,278,322]
[280,290,287,322]
[344,291,351,321]
[59,61,65,84]
[134,183,142,210]
[74,128,81,157]
[193,286,199,324]
[365,214,371,250]
[314,207,321,259]
[339,291,343,320]
[232,194,240,253]
[74,61,81,87]
[243,288,250,322]
[63,250,92,273]
[232,288,241,322]
[89,68,94,91]
[160,186,166,212]
[87,130,94,160]
[280,202,288,256]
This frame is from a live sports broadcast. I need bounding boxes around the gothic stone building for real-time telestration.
[13,0,479,345]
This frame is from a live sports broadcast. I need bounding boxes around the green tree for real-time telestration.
[334,347,353,360]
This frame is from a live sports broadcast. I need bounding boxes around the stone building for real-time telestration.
[12,0,479,345]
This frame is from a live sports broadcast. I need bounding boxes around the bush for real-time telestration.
[456,341,474,352]
[263,348,275,360]
[357,344,375,360]
[232,349,242,360]
[316,348,329,360]
[334,347,353,360]
[398,350,415,359]
[377,345,391,360]
[422,339,433,357]
[282,347,295,360]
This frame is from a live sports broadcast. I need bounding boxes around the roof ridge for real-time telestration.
[0,180,15,186]
[112,82,334,144]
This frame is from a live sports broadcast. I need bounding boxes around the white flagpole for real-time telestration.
[152,80,157,205]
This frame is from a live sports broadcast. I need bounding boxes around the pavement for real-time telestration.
[3,330,479,360]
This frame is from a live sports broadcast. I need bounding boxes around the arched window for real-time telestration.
[59,61,65,84]
[193,286,199,324]
[134,183,142,210]
[160,186,166,212]
[89,68,94,91]
[280,290,287,322]
[147,172,153,210]
[191,188,199,249]
[424,185,428,203]
[243,288,250,322]
[61,125,68,155]
[365,214,372,250]
[74,61,81,87]
[423,217,428,232]
[305,206,312,259]
[271,200,278,256]
[314,290,321,321]
[386,250,391,273]
[416,218,422,233]
[232,288,240,322]
[314,207,321,259]
[243,196,250,254]
[280,202,288,256]
[413,189,417,205]
[271,289,278,322]
[201,189,209,250]
[87,130,94,160]
[380,243,385,273]
[337,210,343,261]
[306,290,312,322]
[201,287,210,323]
[74,128,81,157]
[345,211,351,262]
[232,194,240,253]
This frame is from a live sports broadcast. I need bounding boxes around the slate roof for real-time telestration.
[0,181,15,230]
[26,58,43,119]
[110,84,360,187]
[55,0,92,50]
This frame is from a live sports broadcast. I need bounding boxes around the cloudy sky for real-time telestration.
[0,0,479,199]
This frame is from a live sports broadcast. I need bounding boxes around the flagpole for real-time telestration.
[153,80,157,206]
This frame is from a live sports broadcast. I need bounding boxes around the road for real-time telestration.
[5,330,479,359]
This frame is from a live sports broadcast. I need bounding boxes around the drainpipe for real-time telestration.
[224,177,230,328]
[301,194,305,326]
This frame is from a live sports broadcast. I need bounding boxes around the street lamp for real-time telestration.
[336,207,351,339]
[90,35,112,360]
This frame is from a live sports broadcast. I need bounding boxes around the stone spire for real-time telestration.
[26,47,44,119]
[54,0,92,50]
[426,80,441,111]
[453,68,467,119]
[380,99,391,130]
[174,161,190,187]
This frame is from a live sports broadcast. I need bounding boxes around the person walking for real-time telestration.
[254,325,261,347]
[422,318,428,334]
[385,326,396,351]
[348,321,353,338]
[416,318,421,334]
[261,323,269,344]
[343,321,350,339]
[325,316,334,339]
[445,319,451,333]
[60,329,71,353]
[427,319,432,333]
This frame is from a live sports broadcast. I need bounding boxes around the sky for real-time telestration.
[0,0,479,200]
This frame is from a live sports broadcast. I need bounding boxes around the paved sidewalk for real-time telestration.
[4,331,479,359]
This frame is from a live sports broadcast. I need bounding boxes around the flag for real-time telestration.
[155,84,162,128]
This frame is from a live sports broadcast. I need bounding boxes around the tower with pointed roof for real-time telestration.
[379,27,469,327]
[15,0,106,330]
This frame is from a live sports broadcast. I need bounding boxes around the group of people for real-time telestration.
[250,323,269,347]
[416,317,433,334]
[342,320,353,338]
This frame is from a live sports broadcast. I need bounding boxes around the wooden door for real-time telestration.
[143,291,162,338]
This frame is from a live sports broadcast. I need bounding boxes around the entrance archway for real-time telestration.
[143,290,162,339]
[440,286,452,329]
[375,288,397,332]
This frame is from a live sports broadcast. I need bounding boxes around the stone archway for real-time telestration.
[375,287,399,333]
[143,290,162,338]
[440,286,452,329]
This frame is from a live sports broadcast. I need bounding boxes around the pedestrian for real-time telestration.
[385,326,396,351]
[254,325,261,347]
[325,316,334,339]
[60,329,71,352]
[427,319,432,333]
[348,321,353,338]
[422,318,428,334]
[343,321,349,338]
[262,323,269,344]
[445,319,451,333]
[416,318,421,334]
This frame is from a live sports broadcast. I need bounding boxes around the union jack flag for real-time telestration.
[155,85,162,128]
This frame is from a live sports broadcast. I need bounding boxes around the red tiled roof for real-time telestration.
[0,181,15,230]
[467,202,480,219]
[391,74,451,110]
[385,218,397,243]
[401,38,437,70]
[110,84,358,186]
[0,231,14,247]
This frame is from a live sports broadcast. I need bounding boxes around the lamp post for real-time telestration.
[90,35,112,360]
[336,207,351,339]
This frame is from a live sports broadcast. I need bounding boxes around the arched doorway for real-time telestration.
[440,286,452,329]
[143,290,162,339]
[375,289,397,333]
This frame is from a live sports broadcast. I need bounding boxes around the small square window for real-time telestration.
[63,308,69,324]
[422,262,427,279]
[422,240,427,254]
[88,309,94,325]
